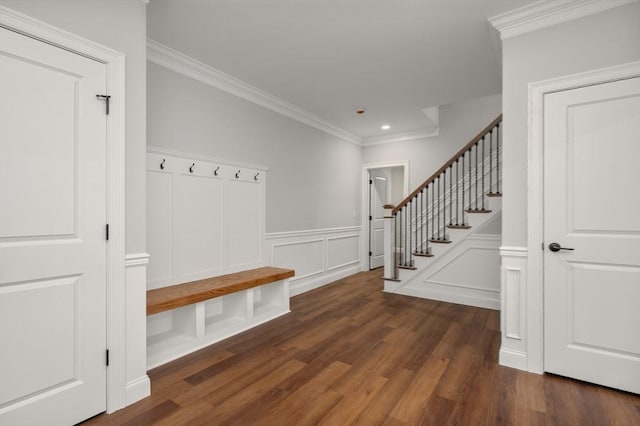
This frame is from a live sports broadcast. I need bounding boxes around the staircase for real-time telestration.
[383,115,502,308]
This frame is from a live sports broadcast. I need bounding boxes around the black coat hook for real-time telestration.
[235,170,240,179]
[189,163,195,173]
[214,166,220,176]
[160,159,166,170]
[254,173,259,181]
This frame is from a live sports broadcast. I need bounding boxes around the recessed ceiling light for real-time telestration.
[356,108,366,115]
[381,124,391,130]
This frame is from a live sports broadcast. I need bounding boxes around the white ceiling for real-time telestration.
[147,0,537,143]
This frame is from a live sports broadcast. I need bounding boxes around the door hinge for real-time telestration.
[369,251,372,257]
[542,242,544,251]
[96,94,111,115]
[369,215,372,221]
[105,224,110,241]
[369,179,373,185]
[106,349,110,366]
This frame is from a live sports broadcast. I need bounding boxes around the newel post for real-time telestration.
[383,204,396,279]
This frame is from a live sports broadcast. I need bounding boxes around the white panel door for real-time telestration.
[369,175,387,269]
[0,27,107,423]
[543,77,640,394]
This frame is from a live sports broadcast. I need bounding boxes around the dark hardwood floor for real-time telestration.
[85,269,640,425]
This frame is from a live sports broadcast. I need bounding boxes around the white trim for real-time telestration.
[362,128,439,146]
[361,161,410,272]
[489,0,637,40]
[499,347,528,370]
[147,146,269,172]
[265,227,362,296]
[0,5,128,414]
[125,252,150,267]
[499,246,528,257]
[125,376,150,406]
[265,226,361,240]
[147,38,362,146]
[527,61,640,374]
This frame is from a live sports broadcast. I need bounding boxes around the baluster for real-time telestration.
[437,176,441,240]
[442,172,446,237]
[480,136,484,211]
[455,159,459,225]
[425,185,429,254]
[449,165,453,225]
[419,190,423,253]
[468,146,472,211]
[475,142,479,210]
[489,129,494,194]
[409,200,413,265]
[497,123,501,194]
[461,153,465,224]
[393,213,398,278]
[431,182,435,240]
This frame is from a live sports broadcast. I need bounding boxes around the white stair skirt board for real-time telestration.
[385,197,502,309]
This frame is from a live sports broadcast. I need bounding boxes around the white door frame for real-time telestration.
[0,6,127,413]
[361,161,409,271]
[526,61,640,374]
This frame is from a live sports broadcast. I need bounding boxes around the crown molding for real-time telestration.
[147,38,362,146]
[362,127,439,146]
[489,0,637,40]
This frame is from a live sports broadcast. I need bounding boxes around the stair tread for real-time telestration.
[447,224,471,229]
[465,209,492,213]
[398,265,417,270]
[429,239,452,244]
[413,252,434,257]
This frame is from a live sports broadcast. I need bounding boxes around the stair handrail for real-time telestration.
[392,114,502,215]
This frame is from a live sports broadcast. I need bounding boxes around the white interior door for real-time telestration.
[543,76,640,394]
[369,175,387,269]
[0,26,108,423]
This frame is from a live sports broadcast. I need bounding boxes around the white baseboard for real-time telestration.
[125,375,151,406]
[290,264,361,297]
[389,284,500,310]
[499,347,529,370]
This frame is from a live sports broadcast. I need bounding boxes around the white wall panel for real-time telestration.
[272,239,324,280]
[227,180,262,269]
[177,174,223,281]
[327,235,360,271]
[146,171,173,288]
[266,227,362,296]
[146,149,266,288]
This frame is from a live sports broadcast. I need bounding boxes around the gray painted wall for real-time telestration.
[147,62,363,233]
[501,2,640,247]
[362,93,502,191]
[0,0,148,254]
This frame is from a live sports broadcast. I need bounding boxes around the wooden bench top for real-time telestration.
[147,267,295,316]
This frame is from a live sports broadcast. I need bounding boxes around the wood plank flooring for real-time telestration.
[85,270,640,425]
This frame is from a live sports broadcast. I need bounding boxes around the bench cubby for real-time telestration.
[146,267,294,369]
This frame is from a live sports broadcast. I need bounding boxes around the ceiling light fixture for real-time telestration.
[381,124,391,130]
[356,108,366,115]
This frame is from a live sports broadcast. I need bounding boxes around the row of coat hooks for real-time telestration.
[159,158,260,180]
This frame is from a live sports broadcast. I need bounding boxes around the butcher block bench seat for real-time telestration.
[146,266,295,369]
[147,266,295,315]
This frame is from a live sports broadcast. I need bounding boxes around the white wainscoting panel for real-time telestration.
[124,253,150,405]
[146,148,267,290]
[499,246,528,371]
[398,234,501,310]
[266,227,362,296]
